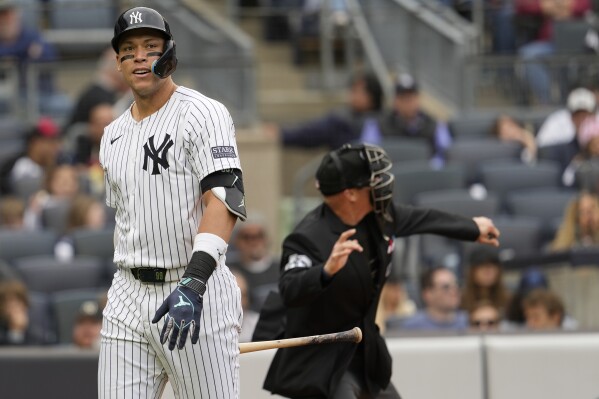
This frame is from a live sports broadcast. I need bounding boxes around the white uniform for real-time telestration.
[98,86,243,399]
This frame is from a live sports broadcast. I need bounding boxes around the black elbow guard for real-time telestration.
[201,168,247,221]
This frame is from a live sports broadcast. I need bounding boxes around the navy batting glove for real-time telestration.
[151,278,205,350]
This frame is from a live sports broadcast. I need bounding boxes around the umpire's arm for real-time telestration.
[278,233,329,308]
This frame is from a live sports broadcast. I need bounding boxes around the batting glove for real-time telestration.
[151,277,205,350]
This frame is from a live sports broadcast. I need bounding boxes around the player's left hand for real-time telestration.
[151,284,203,350]
[473,216,500,247]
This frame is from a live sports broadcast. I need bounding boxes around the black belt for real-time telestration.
[130,268,167,283]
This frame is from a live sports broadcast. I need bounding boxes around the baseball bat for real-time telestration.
[239,327,362,354]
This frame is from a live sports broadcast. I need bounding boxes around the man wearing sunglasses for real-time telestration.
[392,267,468,331]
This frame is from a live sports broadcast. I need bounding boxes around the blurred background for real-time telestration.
[1,0,599,398]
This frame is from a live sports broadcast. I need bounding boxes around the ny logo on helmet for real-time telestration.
[129,11,142,24]
[143,134,174,175]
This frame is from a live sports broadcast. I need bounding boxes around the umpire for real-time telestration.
[260,143,500,398]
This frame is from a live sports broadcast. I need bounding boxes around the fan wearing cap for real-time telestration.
[260,143,500,399]
[0,117,61,196]
[378,74,452,167]
[536,87,597,148]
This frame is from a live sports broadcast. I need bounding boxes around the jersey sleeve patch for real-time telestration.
[211,146,237,159]
[283,254,313,272]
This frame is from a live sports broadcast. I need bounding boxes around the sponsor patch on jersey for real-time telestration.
[284,254,312,271]
[211,146,237,159]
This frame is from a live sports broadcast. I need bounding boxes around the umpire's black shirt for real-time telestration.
[263,203,480,398]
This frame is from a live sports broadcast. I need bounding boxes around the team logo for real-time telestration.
[129,11,142,24]
[142,134,174,175]
[174,296,191,308]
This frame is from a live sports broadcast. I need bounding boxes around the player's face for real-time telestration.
[116,30,167,97]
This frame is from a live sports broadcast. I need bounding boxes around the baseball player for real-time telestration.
[98,7,246,399]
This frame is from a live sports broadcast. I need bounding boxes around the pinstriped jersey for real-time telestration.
[99,86,241,269]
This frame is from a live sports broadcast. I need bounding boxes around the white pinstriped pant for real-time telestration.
[98,265,242,399]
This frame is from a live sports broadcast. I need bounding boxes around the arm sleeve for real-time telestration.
[185,101,241,181]
[278,233,329,307]
[393,204,480,241]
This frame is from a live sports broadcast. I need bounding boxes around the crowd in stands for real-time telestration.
[0,0,599,348]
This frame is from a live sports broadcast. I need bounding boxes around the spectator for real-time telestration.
[468,300,501,333]
[561,116,599,186]
[232,271,259,343]
[0,280,31,345]
[536,87,596,147]
[229,216,279,312]
[24,163,81,230]
[0,0,60,101]
[54,195,106,261]
[505,267,549,326]
[461,246,511,314]
[65,102,114,167]
[265,71,384,149]
[378,74,452,167]
[493,114,537,163]
[72,300,103,349]
[391,267,468,331]
[0,195,25,229]
[65,47,128,129]
[0,117,61,196]
[551,191,599,250]
[515,0,591,104]
[523,288,571,330]
[377,275,416,334]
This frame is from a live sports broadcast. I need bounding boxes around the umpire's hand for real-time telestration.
[152,282,204,350]
[473,217,501,247]
[323,229,364,277]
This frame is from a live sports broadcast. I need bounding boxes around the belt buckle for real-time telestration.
[137,268,166,283]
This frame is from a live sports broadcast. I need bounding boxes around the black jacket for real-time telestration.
[262,203,479,398]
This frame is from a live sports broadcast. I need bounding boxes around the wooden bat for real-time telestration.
[239,327,362,354]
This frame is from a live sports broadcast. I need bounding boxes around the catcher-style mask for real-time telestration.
[316,143,395,223]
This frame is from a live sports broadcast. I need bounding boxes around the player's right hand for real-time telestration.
[151,284,203,350]
[323,229,363,277]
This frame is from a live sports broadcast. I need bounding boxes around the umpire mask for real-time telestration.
[364,144,394,223]
[316,143,395,224]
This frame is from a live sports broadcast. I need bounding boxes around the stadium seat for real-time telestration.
[28,291,56,344]
[41,199,72,235]
[414,189,500,218]
[448,113,497,140]
[14,255,105,293]
[52,288,106,343]
[480,161,562,210]
[446,139,522,183]
[381,138,431,164]
[71,228,114,259]
[392,163,466,205]
[0,229,57,264]
[12,175,43,202]
[491,216,544,260]
[506,188,576,241]
[48,0,116,29]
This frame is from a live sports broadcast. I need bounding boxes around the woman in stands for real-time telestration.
[551,191,599,251]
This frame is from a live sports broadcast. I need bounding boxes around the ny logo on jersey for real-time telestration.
[129,11,142,24]
[143,134,174,175]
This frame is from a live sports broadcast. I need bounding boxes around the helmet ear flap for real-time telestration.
[151,39,178,79]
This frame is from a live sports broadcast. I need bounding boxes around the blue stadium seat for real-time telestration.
[392,163,466,205]
[14,255,105,293]
[0,229,57,264]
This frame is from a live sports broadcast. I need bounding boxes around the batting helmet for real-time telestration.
[111,7,178,79]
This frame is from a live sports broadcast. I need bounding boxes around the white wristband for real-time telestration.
[193,232,228,264]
